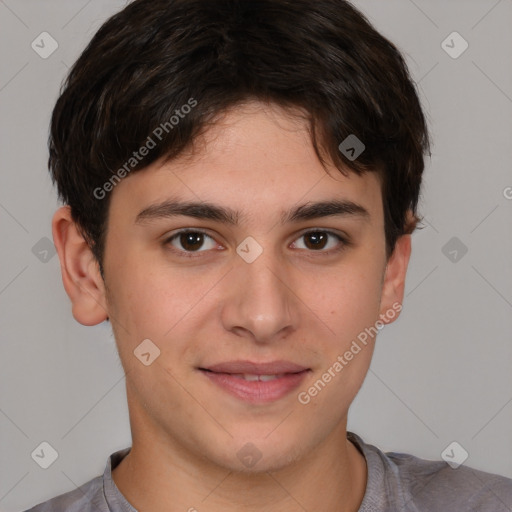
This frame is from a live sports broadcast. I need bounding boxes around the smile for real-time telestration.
[199,360,311,404]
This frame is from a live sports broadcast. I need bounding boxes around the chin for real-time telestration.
[205,436,305,474]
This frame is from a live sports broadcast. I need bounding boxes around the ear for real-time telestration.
[52,205,109,326]
[378,232,412,325]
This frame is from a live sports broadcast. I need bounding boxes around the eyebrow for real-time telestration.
[135,197,370,226]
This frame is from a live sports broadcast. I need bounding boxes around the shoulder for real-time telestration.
[348,432,512,512]
[23,475,106,512]
[24,448,131,512]
[387,450,512,510]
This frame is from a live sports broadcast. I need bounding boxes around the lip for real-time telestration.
[203,360,309,375]
[199,360,310,404]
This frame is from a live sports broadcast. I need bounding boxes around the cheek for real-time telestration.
[325,262,383,338]
[320,256,384,391]
[110,255,219,362]
[104,256,172,356]
[303,271,381,418]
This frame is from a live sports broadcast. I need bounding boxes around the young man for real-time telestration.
[27,0,512,511]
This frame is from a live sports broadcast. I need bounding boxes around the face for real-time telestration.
[62,101,410,473]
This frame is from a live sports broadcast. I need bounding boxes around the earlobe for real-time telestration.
[52,206,109,326]
[379,233,412,324]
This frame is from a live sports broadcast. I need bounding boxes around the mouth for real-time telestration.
[198,360,311,404]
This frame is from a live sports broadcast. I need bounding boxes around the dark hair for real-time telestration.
[49,0,431,276]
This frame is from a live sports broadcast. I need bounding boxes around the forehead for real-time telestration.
[108,101,383,226]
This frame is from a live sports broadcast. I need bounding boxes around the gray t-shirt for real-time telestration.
[25,432,512,512]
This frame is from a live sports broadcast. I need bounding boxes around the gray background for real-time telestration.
[1,0,511,510]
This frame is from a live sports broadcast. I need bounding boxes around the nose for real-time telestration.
[220,247,300,344]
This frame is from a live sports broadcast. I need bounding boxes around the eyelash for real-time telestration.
[163,228,350,259]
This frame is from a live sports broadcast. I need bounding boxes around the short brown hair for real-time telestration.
[48,0,431,275]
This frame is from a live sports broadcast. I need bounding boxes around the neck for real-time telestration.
[112,418,367,512]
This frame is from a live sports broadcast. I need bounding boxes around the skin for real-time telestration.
[52,101,412,512]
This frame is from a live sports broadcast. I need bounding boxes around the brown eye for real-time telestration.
[165,230,217,255]
[303,231,329,250]
[292,230,346,253]
[179,232,205,251]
